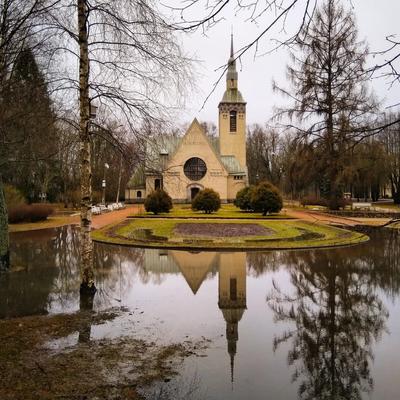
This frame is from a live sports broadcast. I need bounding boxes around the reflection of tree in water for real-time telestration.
[268,248,389,400]
[93,244,144,308]
[362,229,400,298]
[1,228,64,317]
[246,250,289,277]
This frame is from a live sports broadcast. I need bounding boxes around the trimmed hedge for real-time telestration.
[144,189,173,215]
[191,188,221,214]
[8,204,54,223]
[250,182,283,216]
[234,186,254,211]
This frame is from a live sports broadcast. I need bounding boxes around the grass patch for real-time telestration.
[9,216,78,233]
[373,203,400,211]
[92,217,368,250]
[132,204,292,220]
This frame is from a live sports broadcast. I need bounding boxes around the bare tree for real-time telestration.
[274,0,377,208]
[0,0,57,270]
[380,113,400,203]
[40,0,192,294]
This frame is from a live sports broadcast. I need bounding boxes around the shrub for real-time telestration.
[144,189,172,215]
[327,196,351,211]
[250,182,283,216]
[191,188,221,214]
[393,191,400,205]
[4,185,25,208]
[8,204,54,223]
[300,195,328,207]
[234,186,254,211]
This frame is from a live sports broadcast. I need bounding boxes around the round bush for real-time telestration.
[4,185,25,208]
[250,182,283,216]
[144,189,172,215]
[191,188,221,214]
[8,204,54,223]
[234,186,254,211]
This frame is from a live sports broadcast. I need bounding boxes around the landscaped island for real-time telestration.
[92,205,368,250]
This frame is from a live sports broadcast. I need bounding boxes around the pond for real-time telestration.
[2,226,400,399]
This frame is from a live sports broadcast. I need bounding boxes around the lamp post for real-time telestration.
[102,162,110,205]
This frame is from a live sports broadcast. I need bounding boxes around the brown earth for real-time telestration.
[174,222,273,237]
[0,309,205,400]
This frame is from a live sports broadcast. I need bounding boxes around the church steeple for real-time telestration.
[218,253,247,386]
[226,33,238,90]
[218,34,247,170]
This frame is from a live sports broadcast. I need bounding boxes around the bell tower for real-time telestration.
[218,34,247,169]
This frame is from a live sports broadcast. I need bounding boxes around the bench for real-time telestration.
[352,202,372,210]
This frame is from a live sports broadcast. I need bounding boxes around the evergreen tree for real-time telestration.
[1,47,58,201]
[275,0,377,209]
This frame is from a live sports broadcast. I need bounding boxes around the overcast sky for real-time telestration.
[170,0,400,125]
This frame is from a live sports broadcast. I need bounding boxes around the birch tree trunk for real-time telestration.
[0,176,10,271]
[78,0,95,294]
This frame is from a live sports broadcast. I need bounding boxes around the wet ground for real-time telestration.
[2,226,400,399]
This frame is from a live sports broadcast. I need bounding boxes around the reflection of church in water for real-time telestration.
[144,249,246,382]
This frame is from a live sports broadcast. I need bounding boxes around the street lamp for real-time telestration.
[102,162,110,205]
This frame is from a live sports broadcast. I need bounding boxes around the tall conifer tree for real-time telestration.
[275,0,377,208]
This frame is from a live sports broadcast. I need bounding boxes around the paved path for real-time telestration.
[91,205,143,229]
[285,208,390,227]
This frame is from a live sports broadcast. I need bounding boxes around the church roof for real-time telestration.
[221,88,245,104]
[145,135,182,174]
[127,165,146,189]
[221,307,246,323]
[142,120,246,175]
[220,155,246,174]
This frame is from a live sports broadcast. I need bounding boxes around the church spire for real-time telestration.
[230,30,234,58]
[227,33,237,79]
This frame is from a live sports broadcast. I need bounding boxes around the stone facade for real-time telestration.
[126,35,248,203]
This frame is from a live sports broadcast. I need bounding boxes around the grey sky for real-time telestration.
[173,0,400,125]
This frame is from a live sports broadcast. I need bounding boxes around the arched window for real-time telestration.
[137,190,142,198]
[184,157,207,181]
[155,178,161,189]
[229,110,237,132]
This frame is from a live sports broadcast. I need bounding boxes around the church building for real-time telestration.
[125,35,248,203]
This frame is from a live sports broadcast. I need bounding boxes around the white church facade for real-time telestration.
[125,36,248,203]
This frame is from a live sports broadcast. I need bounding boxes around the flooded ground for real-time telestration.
[2,226,400,399]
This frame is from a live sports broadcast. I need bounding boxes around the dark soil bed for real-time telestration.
[174,223,273,237]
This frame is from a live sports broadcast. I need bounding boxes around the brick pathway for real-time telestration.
[91,205,143,229]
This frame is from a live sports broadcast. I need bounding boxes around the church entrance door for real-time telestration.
[190,187,200,200]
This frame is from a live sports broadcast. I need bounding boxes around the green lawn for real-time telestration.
[372,203,400,211]
[133,204,291,219]
[92,217,368,250]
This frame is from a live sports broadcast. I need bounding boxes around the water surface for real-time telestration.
[3,226,400,399]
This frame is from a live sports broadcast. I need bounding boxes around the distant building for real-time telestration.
[125,35,248,203]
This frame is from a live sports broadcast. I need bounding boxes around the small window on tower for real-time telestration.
[230,110,237,132]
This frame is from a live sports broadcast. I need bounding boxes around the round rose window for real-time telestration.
[184,157,207,181]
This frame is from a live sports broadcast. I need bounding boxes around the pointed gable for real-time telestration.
[165,119,228,175]
[171,251,218,294]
